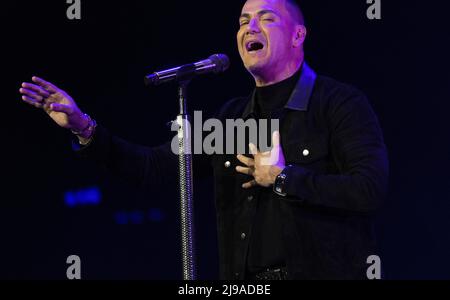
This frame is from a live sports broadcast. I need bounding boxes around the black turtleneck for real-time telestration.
[246,69,301,276]
[255,70,301,118]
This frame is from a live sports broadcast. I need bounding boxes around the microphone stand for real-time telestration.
[176,79,196,280]
[144,55,229,280]
[147,60,228,280]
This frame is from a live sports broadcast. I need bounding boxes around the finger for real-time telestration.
[19,88,44,102]
[237,154,255,167]
[32,76,58,93]
[43,101,54,112]
[21,95,43,108]
[236,166,254,176]
[272,131,281,147]
[242,180,257,189]
[249,143,258,155]
[21,83,51,98]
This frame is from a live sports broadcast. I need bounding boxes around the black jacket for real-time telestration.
[74,63,389,280]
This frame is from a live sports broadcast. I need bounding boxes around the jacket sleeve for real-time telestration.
[72,125,181,190]
[283,91,389,213]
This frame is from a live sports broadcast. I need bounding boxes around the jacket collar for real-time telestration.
[242,62,317,119]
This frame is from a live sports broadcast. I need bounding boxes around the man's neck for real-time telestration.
[254,58,304,87]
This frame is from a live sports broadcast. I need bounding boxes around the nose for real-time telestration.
[246,18,261,35]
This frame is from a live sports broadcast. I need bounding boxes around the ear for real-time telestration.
[292,25,307,48]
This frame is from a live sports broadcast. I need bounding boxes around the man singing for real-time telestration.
[19,0,388,280]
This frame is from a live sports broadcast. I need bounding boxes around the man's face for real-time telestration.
[237,0,300,80]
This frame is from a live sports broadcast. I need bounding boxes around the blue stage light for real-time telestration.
[64,187,101,207]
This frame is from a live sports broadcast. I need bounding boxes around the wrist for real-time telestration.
[72,113,97,140]
[273,165,292,197]
[269,165,284,185]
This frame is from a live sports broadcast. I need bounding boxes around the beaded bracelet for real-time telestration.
[71,113,97,138]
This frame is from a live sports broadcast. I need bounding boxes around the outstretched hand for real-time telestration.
[20,76,88,132]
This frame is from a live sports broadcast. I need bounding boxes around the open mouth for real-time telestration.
[246,41,264,52]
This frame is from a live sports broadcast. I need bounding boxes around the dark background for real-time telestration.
[1,0,449,279]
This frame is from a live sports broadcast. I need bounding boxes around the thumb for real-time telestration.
[50,103,73,115]
[249,143,258,156]
[272,130,281,148]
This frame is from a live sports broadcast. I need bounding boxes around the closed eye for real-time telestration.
[239,17,250,26]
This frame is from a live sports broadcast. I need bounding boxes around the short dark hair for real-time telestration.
[285,0,305,26]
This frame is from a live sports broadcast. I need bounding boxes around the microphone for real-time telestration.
[144,54,230,86]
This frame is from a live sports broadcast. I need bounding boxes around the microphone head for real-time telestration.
[144,73,159,86]
[209,54,230,74]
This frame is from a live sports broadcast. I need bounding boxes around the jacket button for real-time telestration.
[302,149,310,157]
[225,161,231,168]
[235,272,240,279]
[241,233,246,240]
[247,195,254,202]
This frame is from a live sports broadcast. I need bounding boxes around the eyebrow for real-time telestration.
[239,9,279,20]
